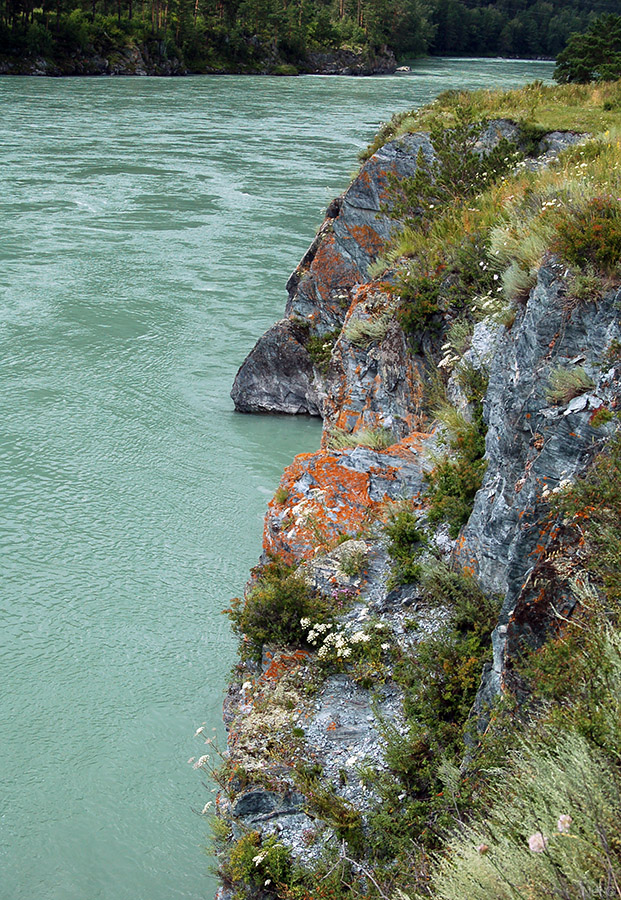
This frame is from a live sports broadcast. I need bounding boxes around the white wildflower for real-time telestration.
[557,814,573,833]
[351,631,370,644]
[194,725,205,736]
[528,832,548,853]
[201,802,213,814]
[253,852,267,866]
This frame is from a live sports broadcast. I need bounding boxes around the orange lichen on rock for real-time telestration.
[260,649,310,686]
[264,433,431,564]
[343,223,385,258]
[309,233,360,303]
[320,282,425,441]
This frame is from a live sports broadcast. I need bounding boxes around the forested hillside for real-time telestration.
[0,0,619,74]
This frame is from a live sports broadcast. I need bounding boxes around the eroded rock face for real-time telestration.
[231,319,321,415]
[304,48,397,75]
[231,133,435,414]
[0,44,186,75]
[458,265,621,699]
[322,283,425,441]
[264,433,433,563]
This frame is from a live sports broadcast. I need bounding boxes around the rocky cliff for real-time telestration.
[0,43,395,76]
[207,81,621,900]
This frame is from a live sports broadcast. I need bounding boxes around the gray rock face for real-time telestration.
[230,319,321,415]
[459,264,621,698]
[230,119,557,418]
[304,48,397,75]
[232,134,435,414]
[324,309,424,441]
[286,132,435,331]
[0,43,186,75]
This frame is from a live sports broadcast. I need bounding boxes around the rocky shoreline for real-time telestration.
[206,83,621,900]
[0,46,397,76]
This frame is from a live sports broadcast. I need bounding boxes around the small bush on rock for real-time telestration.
[426,403,487,538]
[385,505,426,587]
[397,271,443,349]
[306,329,341,373]
[553,197,621,274]
[547,365,595,405]
[227,558,332,656]
[225,831,293,892]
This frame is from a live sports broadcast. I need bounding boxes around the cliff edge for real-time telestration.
[206,80,621,900]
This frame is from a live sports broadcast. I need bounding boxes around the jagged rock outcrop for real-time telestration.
[263,432,433,563]
[217,107,620,900]
[231,119,574,418]
[304,48,397,75]
[230,319,321,415]
[232,132,436,414]
[322,282,425,441]
[458,266,621,702]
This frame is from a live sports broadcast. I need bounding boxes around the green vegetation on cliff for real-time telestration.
[208,80,621,900]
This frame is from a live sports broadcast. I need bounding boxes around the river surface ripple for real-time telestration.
[0,59,553,900]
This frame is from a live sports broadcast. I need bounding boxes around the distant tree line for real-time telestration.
[430,0,620,59]
[0,0,619,72]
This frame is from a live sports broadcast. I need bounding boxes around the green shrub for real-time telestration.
[553,197,621,274]
[456,362,488,405]
[547,365,595,405]
[306,329,340,373]
[226,559,332,655]
[551,433,621,604]
[385,506,426,587]
[272,63,298,75]
[274,485,289,505]
[386,115,521,226]
[295,768,365,855]
[364,566,498,852]
[426,404,487,538]
[397,272,443,349]
[590,406,614,428]
[226,831,293,891]
[404,564,500,733]
[566,268,604,304]
[446,319,473,357]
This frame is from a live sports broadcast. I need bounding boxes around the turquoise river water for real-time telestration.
[0,58,553,900]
